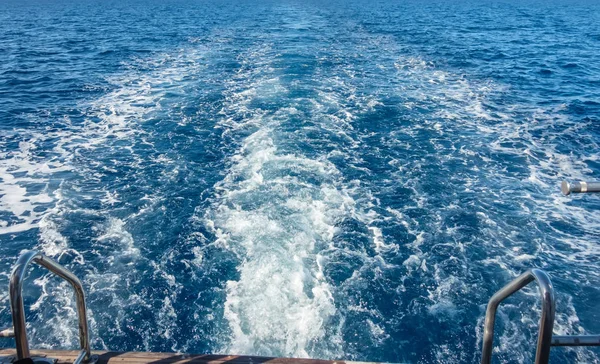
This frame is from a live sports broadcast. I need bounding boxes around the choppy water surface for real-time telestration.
[1,0,600,362]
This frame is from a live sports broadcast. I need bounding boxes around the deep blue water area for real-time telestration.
[1,0,599,363]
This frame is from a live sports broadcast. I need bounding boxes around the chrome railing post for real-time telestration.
[9,250,94,364]
[481,269,555,364]
[551,335,600,346]
[562,181,600,195]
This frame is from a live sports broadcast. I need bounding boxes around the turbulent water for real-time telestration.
[1,0,600,362]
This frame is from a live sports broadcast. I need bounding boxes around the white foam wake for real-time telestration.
[207,83,348,357]
[210,136,344,357]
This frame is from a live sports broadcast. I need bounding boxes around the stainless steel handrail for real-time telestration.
[9,250,94,364]
[481,269,555,364]
[551,335,600,347]
[562,181,600,195]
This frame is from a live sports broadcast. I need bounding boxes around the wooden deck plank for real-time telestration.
[0,350,378,364]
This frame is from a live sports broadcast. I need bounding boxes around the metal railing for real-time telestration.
[481,269,555,364]
[552,335,600,347]
[481,269,600,364]
[8,250,96,364]
[562,181,600,195]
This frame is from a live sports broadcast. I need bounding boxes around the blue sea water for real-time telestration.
[1,0,600,362]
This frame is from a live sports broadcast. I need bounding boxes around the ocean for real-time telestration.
[1,0,599,362]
